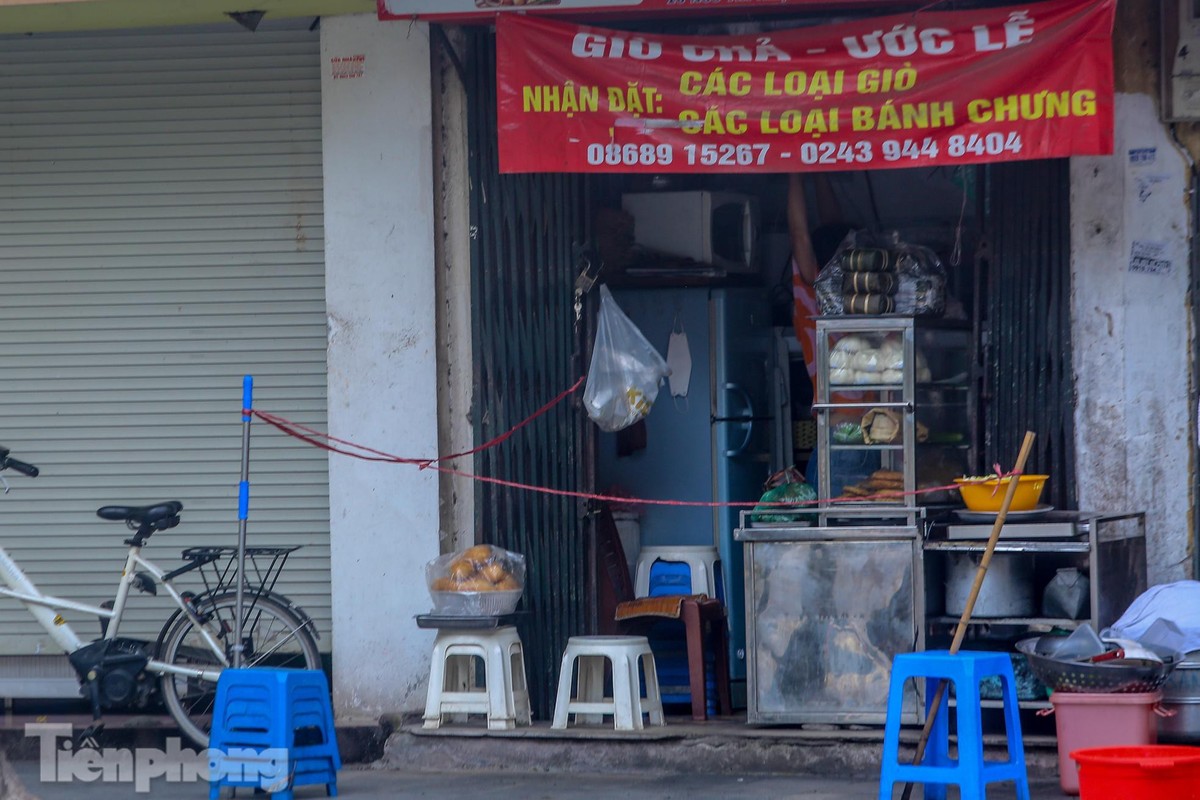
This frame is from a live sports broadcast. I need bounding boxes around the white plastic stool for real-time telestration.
[551,635,665,731]
[422,626,531,731]
[634,545,721,598]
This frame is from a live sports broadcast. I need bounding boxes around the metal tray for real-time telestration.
[954,505,1056,523]
[415,612,524,630]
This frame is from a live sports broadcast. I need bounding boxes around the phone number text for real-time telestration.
[583,133,1024,167]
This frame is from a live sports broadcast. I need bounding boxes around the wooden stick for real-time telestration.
[898,431,1037,800]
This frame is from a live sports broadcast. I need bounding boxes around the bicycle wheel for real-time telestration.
[158,591,321,747]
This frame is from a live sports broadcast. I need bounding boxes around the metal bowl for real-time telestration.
[1016,636,1180,694]
[1160,656,1200,742]
[1160,699,1200,743]
[1162,656,1200,701]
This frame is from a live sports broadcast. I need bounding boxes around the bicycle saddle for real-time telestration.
[97,501,183,529]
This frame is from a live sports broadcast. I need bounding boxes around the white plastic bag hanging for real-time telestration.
[583,285,670,432]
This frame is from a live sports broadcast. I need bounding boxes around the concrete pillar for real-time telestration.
[321,14,439,717]
[431,27,476,555]
[1071,93,1193,583]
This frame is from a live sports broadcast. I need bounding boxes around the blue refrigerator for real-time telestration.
[596,286,777,696]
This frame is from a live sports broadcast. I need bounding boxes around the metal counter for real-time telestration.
[735,509,1146,724]
[735,515,922,725]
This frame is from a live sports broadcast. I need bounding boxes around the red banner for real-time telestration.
[378,0,922,22]
[496,0,1115,173]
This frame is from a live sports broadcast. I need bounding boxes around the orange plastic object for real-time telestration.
[954,474,1049,512]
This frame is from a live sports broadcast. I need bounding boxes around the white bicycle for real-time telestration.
[0,447,321,746]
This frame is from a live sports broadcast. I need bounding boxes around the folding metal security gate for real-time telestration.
[462,28,593,719]
[981,159,1076,510]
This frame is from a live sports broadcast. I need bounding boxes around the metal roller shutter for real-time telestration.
[982,159,1076,511]
[0,22,330,671]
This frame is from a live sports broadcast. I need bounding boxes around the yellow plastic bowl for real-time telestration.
[954,475,1049,512]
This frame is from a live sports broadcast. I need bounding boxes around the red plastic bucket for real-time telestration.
[1071,745,1200,799]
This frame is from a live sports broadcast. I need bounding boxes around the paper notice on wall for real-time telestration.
[1128,240,1172,275]
[331,55,365,80]
[1128,147,1157,165]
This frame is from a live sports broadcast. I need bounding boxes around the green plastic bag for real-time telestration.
[751,467,817,523]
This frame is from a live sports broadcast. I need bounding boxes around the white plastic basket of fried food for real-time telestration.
[426,544,526,616]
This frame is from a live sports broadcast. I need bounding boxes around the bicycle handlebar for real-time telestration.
[4,458,38,478]
[0,449,38,478]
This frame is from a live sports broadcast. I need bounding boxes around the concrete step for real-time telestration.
[384,714,1063,779]
[0,708,1064,781]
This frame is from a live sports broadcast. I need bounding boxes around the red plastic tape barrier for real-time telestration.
[495,0,1115,173]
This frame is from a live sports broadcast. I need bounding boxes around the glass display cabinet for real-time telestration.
[813,317,975,523]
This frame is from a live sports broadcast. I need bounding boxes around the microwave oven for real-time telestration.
[621,190,759,273]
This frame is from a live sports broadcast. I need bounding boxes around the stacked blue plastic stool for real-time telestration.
[879,651,1030,800]
[642,558,724,716]
[209,668,341,800]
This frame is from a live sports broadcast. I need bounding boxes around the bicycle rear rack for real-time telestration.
[177,545,301,598]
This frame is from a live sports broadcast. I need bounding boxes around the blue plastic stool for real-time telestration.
[879,651,1030,800]
[645,623,718,717]
[209,668,341,800]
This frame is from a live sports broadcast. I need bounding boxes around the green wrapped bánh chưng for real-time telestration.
[831,421,863,444]
[751,480,818,524]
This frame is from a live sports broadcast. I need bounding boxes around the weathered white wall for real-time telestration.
[322,14,439,717]
[1071,92,1193,583]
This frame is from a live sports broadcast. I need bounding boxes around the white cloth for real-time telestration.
[667,329,691,399]
[1102,580,1200,654]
